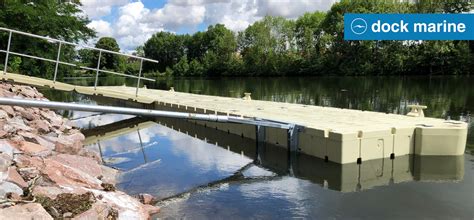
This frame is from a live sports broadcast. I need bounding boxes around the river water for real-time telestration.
[40,76,473,219]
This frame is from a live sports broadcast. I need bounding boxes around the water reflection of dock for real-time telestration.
[82,117,154,146]
[82,117,465,192]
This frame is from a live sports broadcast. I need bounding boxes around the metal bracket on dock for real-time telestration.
[288,124,303,152]
[255,125,266,165]
[287,124,303,176]
[256,125,266,143]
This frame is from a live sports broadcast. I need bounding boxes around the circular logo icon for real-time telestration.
[351,18,367,35]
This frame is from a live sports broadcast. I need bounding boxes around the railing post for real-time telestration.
[3,31,12,75]
[135,59,144,97]
[137,128,148,163]
[53,42,62,84]
[97,140,105,164]
[94,50,102,91]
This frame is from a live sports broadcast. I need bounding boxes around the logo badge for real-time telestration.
[350,18,367,35]
[345,13,474,40]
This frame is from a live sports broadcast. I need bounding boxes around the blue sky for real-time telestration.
[81,0,336,52]
[100,1,167,26]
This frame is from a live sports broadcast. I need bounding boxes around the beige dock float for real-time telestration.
[1,72,468,164]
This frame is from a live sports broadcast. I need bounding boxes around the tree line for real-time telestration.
[142,1,473,77]
[0,0,472,78]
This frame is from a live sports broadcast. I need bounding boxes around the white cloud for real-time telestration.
[168,0,230,6]
[81,0,129,19]
[83,0,336,52]
[205,0,336,32]
[146,4,206,30]
[86,1,161,52]
[87,20,113,37]
[204,0,259,31]
[256,0,336,18]
[114,2,158,51]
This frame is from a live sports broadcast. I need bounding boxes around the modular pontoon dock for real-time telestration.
[1,72,468,164]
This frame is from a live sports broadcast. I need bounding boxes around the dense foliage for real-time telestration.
[92,37,124,71]
[0,0,95,78]
[143,1,473,77]
[0,0,472,78]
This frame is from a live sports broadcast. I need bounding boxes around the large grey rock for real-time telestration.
[138,193,156,205]
[19,108,39,121]
[5,117,32,132]
[17,132,55,150]
[19,86,38,98]
[40,111,63,128]
[100,165,119,184]
[0,106,14,116]
[54,134,84,154]
[42,154,103,189]
[34,136,56,150]
[29,119,51,133]
[0,203,53,220]
[0,153,12,172]
[0,110,8,119]
[0,140,16,158]
[18,131,36,140]
[32,186,88,199]
[13,154,44,169]
[16,141,51,157]
[9,135,25,142]
[72,201,113,220]
[0,181,23,198]
[85,188,160,220]
[0,130,7,138]
[6,166,28,188]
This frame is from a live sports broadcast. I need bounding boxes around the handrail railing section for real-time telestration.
[0,27,158,97]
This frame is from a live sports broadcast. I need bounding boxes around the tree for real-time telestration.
[133,46,145,57]
[238,16,296,76]
[186,31,207,60]
[442,1,473,13]
[202,24,237,76]
[78,49,93,67]
[295,11,326,74]
[188,58,205,76]
[173,56,190,76]
[295,12,325,58]
[92,37,122,71]
[143,32,186,72]
[319,1,414,75]
[0,0,95,77]
[137,0,471,77]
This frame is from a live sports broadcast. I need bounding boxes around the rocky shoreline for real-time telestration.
[0,82,159,219]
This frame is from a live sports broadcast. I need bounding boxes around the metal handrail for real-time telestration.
[0,97,294,129]
[0,27,158,96]
[0,27,159,63]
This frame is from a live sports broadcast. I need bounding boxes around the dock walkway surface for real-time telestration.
[1,72,468,164]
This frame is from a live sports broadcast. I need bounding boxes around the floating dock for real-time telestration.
[1,72,468,164]
[83,116,465,193]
